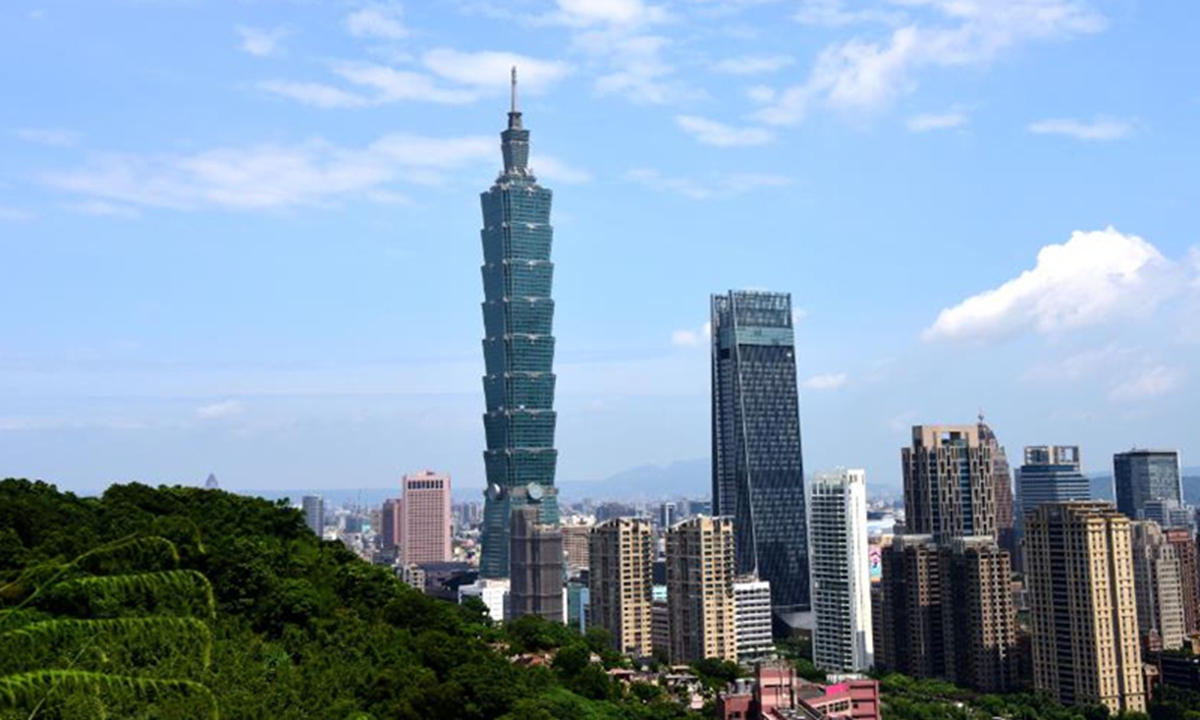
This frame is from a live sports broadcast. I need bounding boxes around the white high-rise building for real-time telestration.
[810,468,874,672]
[302,495,324,537]
[733,578,774,662]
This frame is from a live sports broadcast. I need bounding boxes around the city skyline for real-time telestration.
[4,1,1200,496]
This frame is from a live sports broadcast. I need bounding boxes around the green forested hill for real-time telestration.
[0,479,702,720]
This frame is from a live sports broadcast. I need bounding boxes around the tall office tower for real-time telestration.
[380,498,401,549]
[1015,446,1089,572]
[478,70,560,579]
[733,578,774,663]
[1131,521,1188,651]
[902,425,996,542]
[301,495,324,537]
[978,420,1015,556]
[509,501,565,622]
[400,471,452,566]
[710,290,809,619]
[1165,528,1200,635]
[939,538,1018,692]
[1144,498,1194,530]
[810,469,874,673]
[879,535,942,678]
[589,517,654,656]
[658,502,676,531]
[1025,503,1146,714]
[667,516,737,663]
[1114,449,1183,522]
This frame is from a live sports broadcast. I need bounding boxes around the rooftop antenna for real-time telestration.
[510,65,518,114]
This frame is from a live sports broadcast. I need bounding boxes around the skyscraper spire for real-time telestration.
[511,65,518,114]
[507,65,523,131]
[500,66,528,175]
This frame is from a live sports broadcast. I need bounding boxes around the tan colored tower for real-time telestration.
[902,425,996,541]
[1164,528,1200,635]
[667,516,736,663]
[1131,521,1187,651]
[589,517,654,656]
[1026,502,1146,714]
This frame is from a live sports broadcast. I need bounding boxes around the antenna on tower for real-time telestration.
[510,65,519,114]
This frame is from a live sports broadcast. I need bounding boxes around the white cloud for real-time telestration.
[672,329,701,347]
[0,206,34,222]
[755,0,1106,126]
[1021,344,1130,384]
[550,0,670,27]
[15,127,81,147]
[331,62,479,104]
[585,31,682,104]
[676,115,774,147]
[531,155,591,184]
[196,400,245,419]
[44,134,495,211]
[907,110,968,132]
[421,49,572,94]
[626,168,789,200]
[792,308,808,324]
[64,199,141,219]
[1027,116,1135,141]
[346,2,407,40]
[794,0,903,26]
[1108,365,1183,402]
[711,54,794,75]
[803,372,848,390]
[924,227,1181,342]
[236,25,288,57]
[258,81,371,109]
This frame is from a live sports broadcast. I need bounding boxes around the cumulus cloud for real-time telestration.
[676,116,774,147]
[531,155,591,184]
[794,0,903,27]
[421,49,572,93]
[907,111,968,132]
[549,0,669,27]
[924,227,1181,342]
[63,200,141,218]
[1108,366,1183,402]
[236,25,288,57]
[755,0,1106,126]
[626,168,789,200]
[711,55,794,75]
[1027,116,1135,141]
[346,2,407,40]
[803,372,848,390]
[43,134,499,211]
[196,400,244,419]
[15,127,80,147]
[672,329,701,347]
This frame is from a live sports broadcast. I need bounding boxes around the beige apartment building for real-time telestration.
[667,515,737,663]
[589,517,654,656]
[1025,502,1146,714]
[1131,520,1188,651]
[901,425,997,541]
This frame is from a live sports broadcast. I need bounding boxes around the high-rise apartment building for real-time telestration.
[879,535,942,678]
[1131,521,1188,651]
[978,420,1015,556]
[902,425,996,541]
[711,290,809,618]
[878,535,1016,692]
[380,497,401,549]
[1165,528,1200,635]
[561,520,592,572]
[508,499,564,623]
[733,578,774,663]
[939,537,1017,692]
[589,517,654,656]
[667,516,736,663]
[302,495,324,537]
[810,469,874,673]
[1025,503,1146,714]
[478,71,560,579]
[400,471,451,566]
[1114,449,1183,523]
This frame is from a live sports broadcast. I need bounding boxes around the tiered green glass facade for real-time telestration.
[478,97,559,579]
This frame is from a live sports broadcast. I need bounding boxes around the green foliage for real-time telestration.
[0,479,710,720]
[876,672,1116,720]
[690,657,741,690]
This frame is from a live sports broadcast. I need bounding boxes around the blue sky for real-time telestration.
[3,0,1199,497]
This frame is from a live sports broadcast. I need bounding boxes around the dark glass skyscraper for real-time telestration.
[478,71,559,579]
[1114,449,1182,522]
[711,290,809,616]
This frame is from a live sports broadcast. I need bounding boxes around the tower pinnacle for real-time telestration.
[511,65,518,114]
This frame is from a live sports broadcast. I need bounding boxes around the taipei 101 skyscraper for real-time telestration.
[478,69,560,579]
